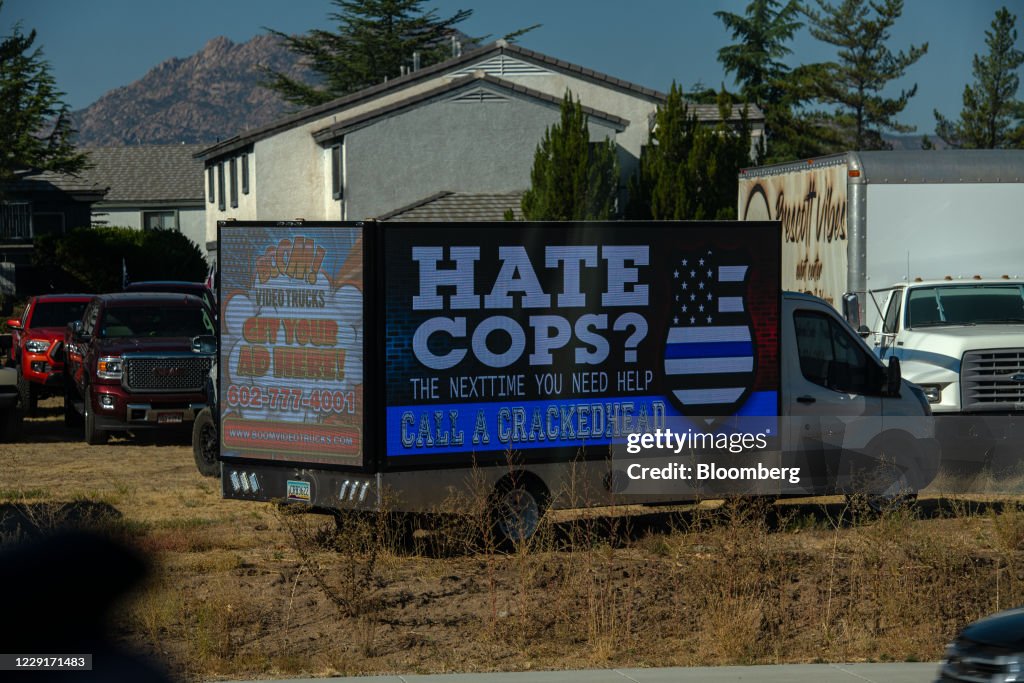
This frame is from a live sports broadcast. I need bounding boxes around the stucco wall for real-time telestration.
[343,85,619,220]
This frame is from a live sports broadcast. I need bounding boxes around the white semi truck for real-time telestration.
[738,150,1024,471]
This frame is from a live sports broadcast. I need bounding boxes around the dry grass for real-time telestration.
[3,399,1023,680]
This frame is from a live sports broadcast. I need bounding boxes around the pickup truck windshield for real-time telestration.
[31,301,88,328]
[907,284,1024,327]
[98,305,215,339]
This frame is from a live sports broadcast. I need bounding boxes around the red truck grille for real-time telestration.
[961,349,1024,411]
[123,356,212,393]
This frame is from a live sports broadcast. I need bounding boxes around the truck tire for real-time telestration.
[846,433,919,515]
[490,475,549,546]
[83,387,107,445]
[16,370,37,416]
[192,408,219,477]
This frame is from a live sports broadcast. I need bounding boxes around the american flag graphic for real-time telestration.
[664,249,755,415]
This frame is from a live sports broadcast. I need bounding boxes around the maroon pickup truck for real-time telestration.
[64,292,216,444]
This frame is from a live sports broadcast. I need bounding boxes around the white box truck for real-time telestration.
[214,220,937,540]
[738,150,1024,471]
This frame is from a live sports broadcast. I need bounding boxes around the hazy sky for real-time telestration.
[3,0,1023,135]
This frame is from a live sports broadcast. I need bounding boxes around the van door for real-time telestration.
[784,299,885,494]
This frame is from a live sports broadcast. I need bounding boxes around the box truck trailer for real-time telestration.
[215,220,937,539]
[738,150,1024,471]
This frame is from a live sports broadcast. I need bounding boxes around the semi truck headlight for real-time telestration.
[97,356,123,379]
[25,339,51,354]
[920,384,943,403]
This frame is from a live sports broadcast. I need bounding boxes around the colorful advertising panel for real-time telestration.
[219,222,364,466]
[384,222,780,460]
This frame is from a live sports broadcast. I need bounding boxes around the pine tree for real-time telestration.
[806,0,928,150]
[0,0,87,187]
[520,92,619,221]
[626,84,751,220]
[715,0,802,109]
[263,0,537,107]
[934,7,1024,149]
[715,1,834,162]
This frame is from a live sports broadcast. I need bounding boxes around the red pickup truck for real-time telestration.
[6,294,92,414]
[64,292,216,444]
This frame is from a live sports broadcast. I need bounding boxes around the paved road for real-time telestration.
[245,662,941,683]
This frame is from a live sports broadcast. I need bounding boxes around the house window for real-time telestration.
[0,201,31,240]
[207,167,215,203]
[331,143,343,200]
[217,163,225,211]
[229,158,238,208]
[241,154,249,195]
[142,210,177,231]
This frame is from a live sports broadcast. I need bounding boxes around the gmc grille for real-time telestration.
[961,349,1024,411]
[123,356,212,393]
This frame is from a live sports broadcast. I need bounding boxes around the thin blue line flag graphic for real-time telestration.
[664,249,756,416]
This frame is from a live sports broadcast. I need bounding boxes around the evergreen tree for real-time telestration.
[626,83,751,220]
[0,0,87,187]
[264,0,537,107]
[715,0,834,162]
[806,0,928,150]
[520,92,619,221]
[715,0,802,109]
[934,7,1024,149]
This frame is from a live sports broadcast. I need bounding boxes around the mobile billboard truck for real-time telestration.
[738,150,1024,474]
[217,220,937,540]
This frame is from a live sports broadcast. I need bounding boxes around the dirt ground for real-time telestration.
[2,397,1022,682]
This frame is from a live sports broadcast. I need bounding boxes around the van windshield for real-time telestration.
[99,305,215,339]
[906,285,1024,327]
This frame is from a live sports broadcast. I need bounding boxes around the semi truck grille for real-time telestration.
[123,356,212,393]
[961,349,1024,411]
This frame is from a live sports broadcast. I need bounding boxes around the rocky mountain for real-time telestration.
[72,35,312,146]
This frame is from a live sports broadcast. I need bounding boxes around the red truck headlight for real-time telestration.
[24,339,51,354]
[97,356,124,380]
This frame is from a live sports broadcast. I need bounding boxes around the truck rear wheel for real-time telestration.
[846,433,920,515]
[490,475,549,545]
[192,408,219,477]
[83,387,107,445]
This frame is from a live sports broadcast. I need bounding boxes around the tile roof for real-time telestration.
[311,73,628,143]
[377,191,524,222]
[198,40,762,161]
[81,144,207,203]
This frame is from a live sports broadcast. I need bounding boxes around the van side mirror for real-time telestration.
[842,292,861,328]
[885,356,902,397]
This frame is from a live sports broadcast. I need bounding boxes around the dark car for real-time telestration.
[123,281,217,319]
[5,294,92,414]
[64,292,216,444]
[937,606,1024,681]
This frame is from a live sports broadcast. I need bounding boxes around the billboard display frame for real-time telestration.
[377,221,782,474]
[216,220,374,473]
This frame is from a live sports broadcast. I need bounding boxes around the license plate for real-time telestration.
[158,412,183,424]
